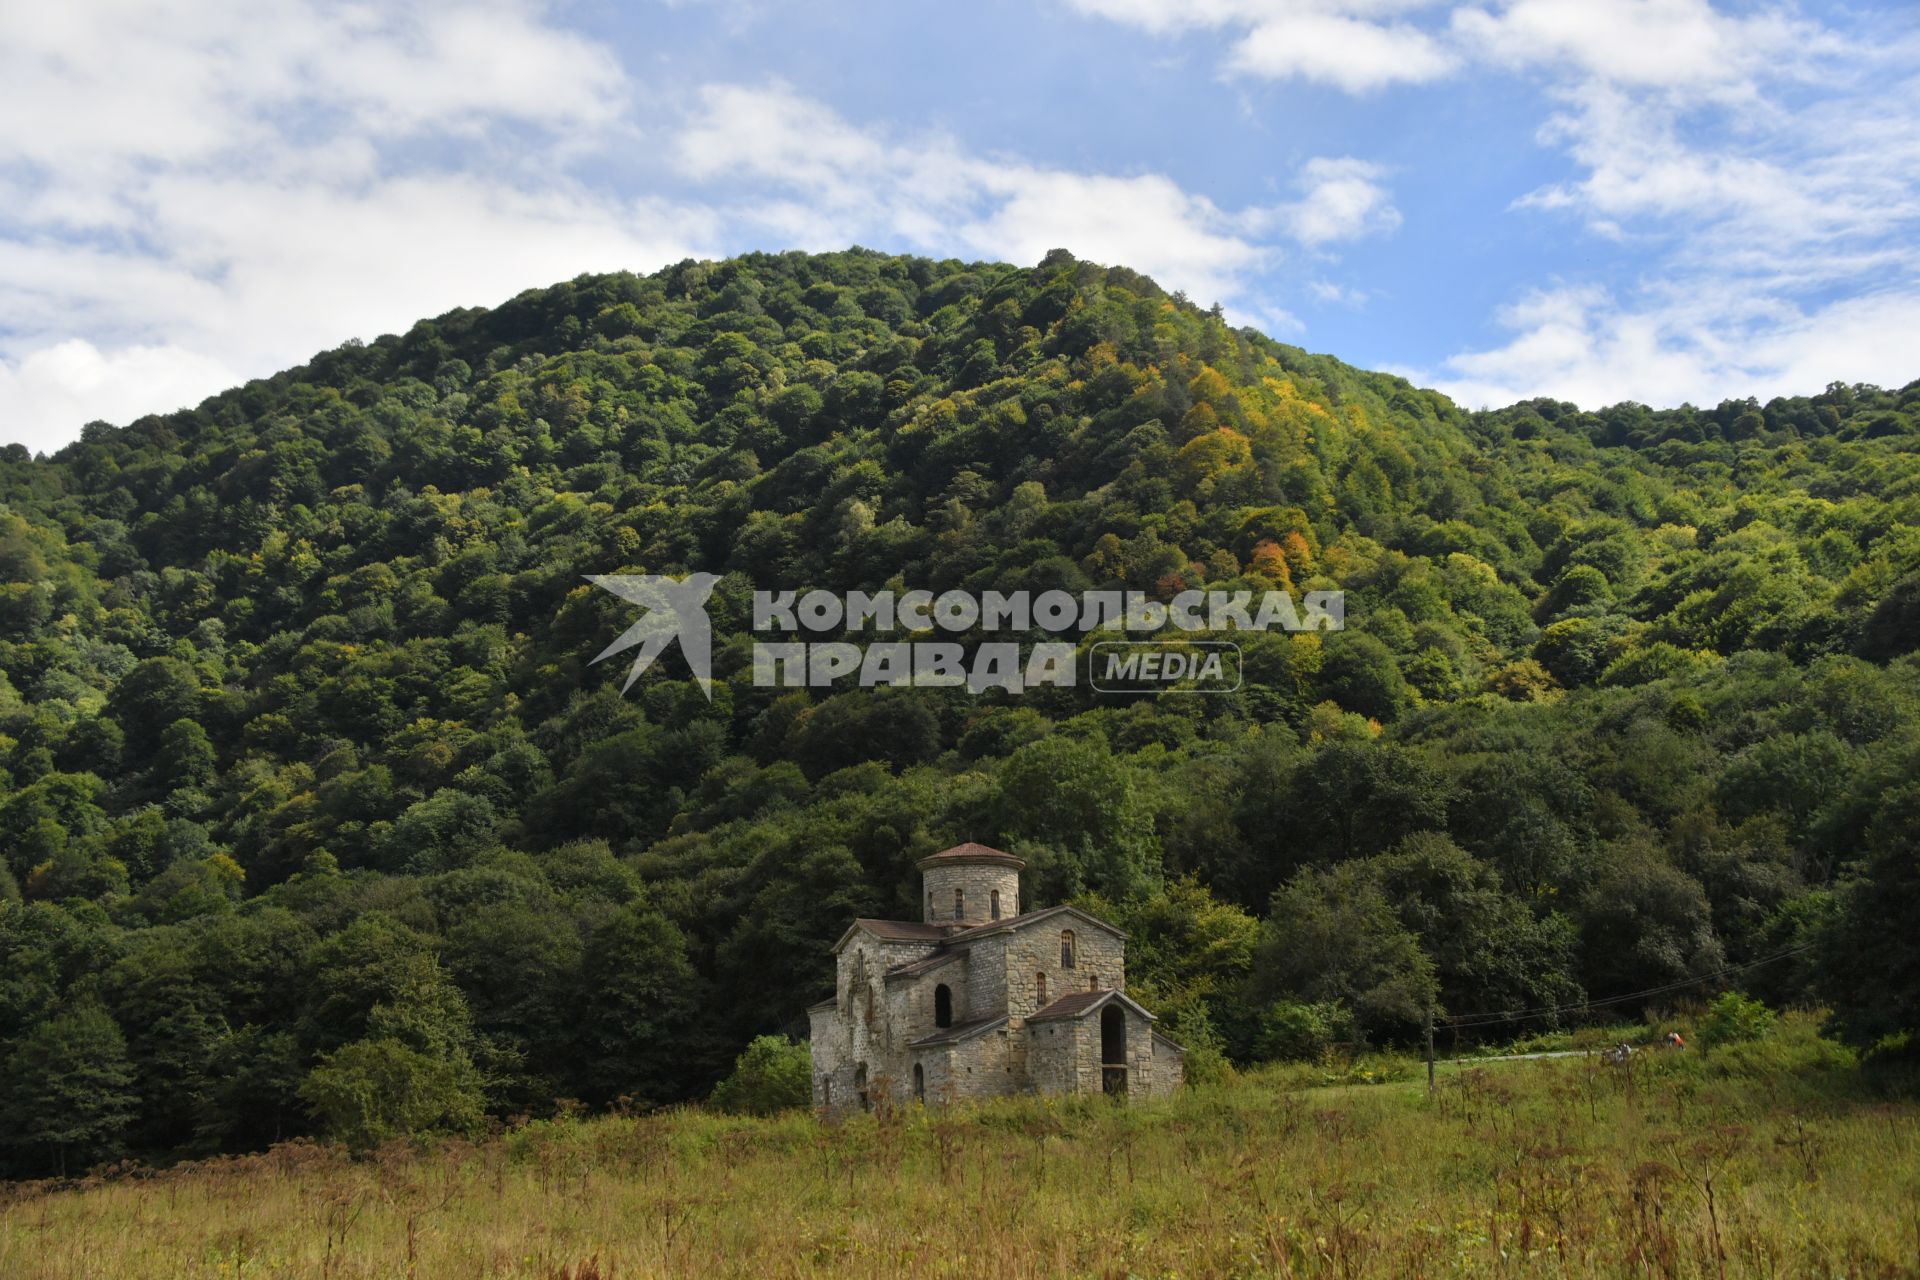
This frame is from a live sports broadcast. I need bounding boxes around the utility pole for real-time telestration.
[1425,1006,1436,1095]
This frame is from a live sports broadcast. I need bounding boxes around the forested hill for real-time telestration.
[1,248,1917,1173]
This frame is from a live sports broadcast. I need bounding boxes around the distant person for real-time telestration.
[1666,1031,1685,1051]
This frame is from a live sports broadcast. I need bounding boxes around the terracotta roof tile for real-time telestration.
[887,948,967,979]
[1028,990,1110,1021]
[909,1014,1009,1047]
[850,919,953,942]
[944,903,1127,943]
[1028,989,1157,1023]
[921,841,1014,860]
[916,842,1026,869]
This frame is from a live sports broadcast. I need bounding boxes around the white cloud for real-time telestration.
[1433,283,1920,408]
[14,0,1902,448]
[0,1,628,173]
[0,342,241,455]
[1309,279,1370,306]
[1449,0,1831,92]
[1065,0,1457,92]
[677,84,894,197]
[959,171,1271,303]
[0,172,709,451]
[673,84,1400,308]
[1225,13,1456,91]
[1429,4,1920,407]
[0,0,692,451]
[1273,157,1401,245]
[1517,76,1920,271]
[1063,0,1920,407]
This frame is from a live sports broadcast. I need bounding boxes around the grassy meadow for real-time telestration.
[3,1015,1916,1280]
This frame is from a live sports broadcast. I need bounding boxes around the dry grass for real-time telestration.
[4,1015,1918,1279]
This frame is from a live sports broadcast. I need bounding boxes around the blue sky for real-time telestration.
[2,0,1917,451]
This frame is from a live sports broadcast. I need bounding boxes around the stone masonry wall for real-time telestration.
[920,863,1021,925]
[964,935,1008,1022]
[897,961,971,1034]
[820,935,942,1106]
[1023,1003,1164,1096]
[1149,1036,1186,1096]
[1003,917,1126,1021]
[807,1003,849,1109]
[1026,1018,1081,1096]
[943,1026,1014,1102]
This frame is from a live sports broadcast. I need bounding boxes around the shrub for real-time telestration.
[1254,1000,1354,1062]
[1700,991,1776,1048]
[710,1035,812,1115]
[1180,1037,1234,1087]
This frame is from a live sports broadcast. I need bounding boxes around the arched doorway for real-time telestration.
[1100,1004,1128,1096]
[934,983,953,1028]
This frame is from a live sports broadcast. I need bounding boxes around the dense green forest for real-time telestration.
[0,248,1916,1175]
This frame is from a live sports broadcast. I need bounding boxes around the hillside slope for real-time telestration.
[0,249,1916,1174]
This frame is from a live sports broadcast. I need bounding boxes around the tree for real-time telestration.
[108,658,201,755]
[1371,833,1581,1021]
[156,719,217,793]
[1,1002,138,1176]
[1578,840,1725,999]
[1252,862,1437,1045]
[1817,782,1920,1049]
[786,691,941,779]
[444,897,582,1106]
[710,1035,812,1114]
[998,735,1160,900]
[1858,572,1920,660]
[376,790,500,873]
[302,914,476,1059]
[1286,740,1448,867]
[1533,617,1617,687]
[1316,632,1414,721]
[300,1038,484,1150]
[1715,732,1855,841]
[566,898,702,1106]
[0,248,1912,1164]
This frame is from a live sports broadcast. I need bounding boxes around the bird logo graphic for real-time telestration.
[586,572,719,699]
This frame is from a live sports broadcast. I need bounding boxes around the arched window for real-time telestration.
[934,983,953,1028]
[854,1062,870,1112]
[990,888,1001,920]
[954,887,964,918]
[1035,972,1047,1005]
[1060,929,1076,969]
[1089,973,1099,992]
[913,1063,925,1102]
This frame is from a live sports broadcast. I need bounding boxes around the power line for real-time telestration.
[1439,943,1815,1031]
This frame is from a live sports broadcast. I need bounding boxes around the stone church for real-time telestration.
[807,842,1184,1108]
